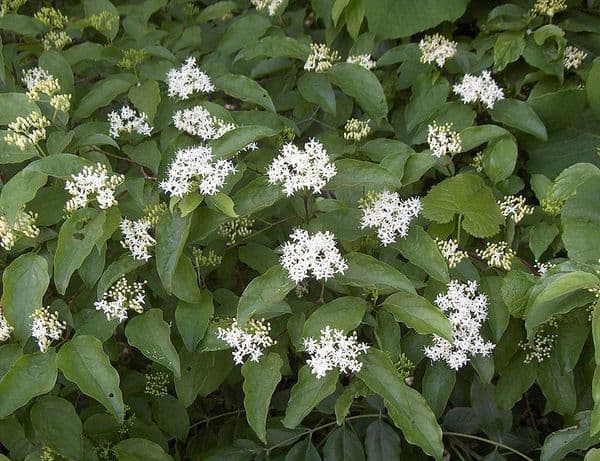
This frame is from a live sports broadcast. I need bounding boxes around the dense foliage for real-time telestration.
[1,0,600,460]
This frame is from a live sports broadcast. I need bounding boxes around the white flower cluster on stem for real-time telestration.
[0,309,13,342]
[419,34,458,67]
[344,118,371,141]
[453,70,504,109]
[0,209,39,250]
[167,57,215,100]
[564,45,587,70]
[303,326,369,379]
[304,44,339,72]
[65,163,124,212]
[173,105,234,140]
[4,112,51,150]
[477,241,515,270]
[360,191,421,246]
[498,195,534,223]
[31,307,66,353]
[427,122,462,158]
[280,229,347,283]
[436,238,468,268]
[108,104,152,138]
[160,145,236,197]
[267,139,336,196]
[120,218,156,261]
[346,54,376,70]
[424,280,494,370]
[251,0,285,16]
[217,318,275,364]
[94,277,146,322]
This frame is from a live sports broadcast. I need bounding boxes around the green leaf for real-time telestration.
[588,58,600,120]
[151,396,190,441]
[57,335,125,422]
[302,297,368,340]
[482,135,518,183]
[241,352,283,443]
[298,73,337,115]
[382,291,453,341]
[83,0,119,40]
[323,426,365,461]
[490,99,547,140]
[325,159,401,190]
[282,366,338,429]
[459,124,510,152]
[114,439,173,461]
[529,223,559,260]
[155,210,191,293]
[214,74,275,112]
[0,352,57,418]
[326,63,387,120]
[338,253,415,294]
[537,355,576,416]
[233,176,284,216]
[405,75,450,132]
[0,93,39,125]
[285,438,321,461]
[364,420,402,461]
[422,361,456,418]
[0,170,47,223]
[125,309,181,378]
[236,265,296,324]
[494,352,536,409]
[0,130,38,164]
[365,0,468,39]
[493,31,525,71]
[172,255,201,303]
[540,411,600,461]
[358,349,443,461]
[97,254,145,297]
[25,154,94,178]
[562,176,600,263]
[392,225,449,283]
[422,174,504,238]
[54,209,107,295]
[211,125,278,159]
[176,291,214,352]
[30,396,83,460]
[236,35,311,61]
[73,79,132,120]
[129,80,161,123]
[218,14,270,54]
[206,192,237,218]
[1,253,49,343]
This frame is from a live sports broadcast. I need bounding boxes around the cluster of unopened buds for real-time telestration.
[436,238,468,268]
[144,371,170,397]
[476,241,515,270]
[427,122,462,157]
[4,112,51,150]
[218,217,255,246]
[344,118,371,141]
[94,277,146,322]
[217,318,275,364]
[0,209,40,250]
[346,54,376,70]
[304,44,339,72]
[419,34,457,67]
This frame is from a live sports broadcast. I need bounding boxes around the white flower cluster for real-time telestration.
[94,277,146,322]
[280,229,347,283]
[360,191,422,246]
[520,318,558,364]
[0,310,13,342]
[251,0,285,16]
[531,0,567,17]
[65,163,124,212]
[344,118,371,142]
[4,112,51,150]
[267,139,336,196]
[346,54,376,70]
[498,195,534,223]
[419,34,458,67]
[453,71,505,109]
[216,318,275,364]
[564,45,587,70]
[436,238,468,268]
[303,326,369,379]
[173,105,234,140]
[31,307,66,353]
[477,241,515,271]
[160,145,236,197]
[0,209,40,251]
[427,122,462,158]
[535,260,554,276]
[304,43,339,72]
[108,105,152,138]
[424,280,494,370]
[22,66,71,112]
[120,218,155,261]
[167,57,215,100]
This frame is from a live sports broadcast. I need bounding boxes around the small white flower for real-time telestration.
[476,241,514,271]
[346,54,376,70]
[94,277,146,322]
[535,260,554,276]
[108,104,152,138]
[280,229,347,283]
[159,145,236,197]
[344,118,371,142]
[267,138,336,196]
[360,191,421,246]
[424,280,494,370]
[303,326,369,379]
[419,34,458,67]
[120,218,155,261]
[217,318,275,364]
[564,45,587,70]
[304,44,339,72]
[0,310,13,342]
[498,195,534,223]
[251,0,285,16]
[166,57,215,100]
[453,71,505,109]
[4,112,51,150]
[427,121,461,158]
[31,307,66,353]
[0,209,39,251]
[436,238,468,268]
[64,163,124,212]
[172,105,235,141]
